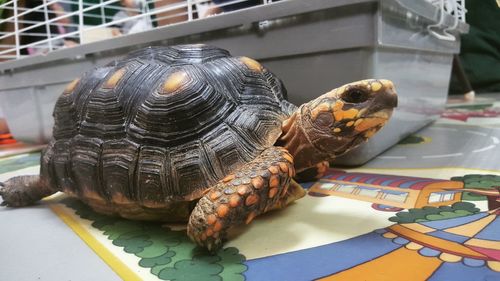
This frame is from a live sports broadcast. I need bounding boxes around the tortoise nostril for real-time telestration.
[342,89,369,104]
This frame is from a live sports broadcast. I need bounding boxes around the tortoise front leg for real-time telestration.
[295,161,330,182]
[187,147,304,251]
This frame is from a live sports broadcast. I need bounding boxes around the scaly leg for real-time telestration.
[0,175,55,207]
[187,147,305,251]
[295,161,330,182]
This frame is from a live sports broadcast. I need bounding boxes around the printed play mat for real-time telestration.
[1,98,500,281]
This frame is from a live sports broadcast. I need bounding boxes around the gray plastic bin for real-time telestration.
[0,0,467,164]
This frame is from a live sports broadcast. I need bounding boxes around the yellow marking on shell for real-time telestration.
[83,190,106,202]
[311,103,331,120]
[354,118,364,126]
[103,68,127,89]
[355,117,387,132]
[162,71,188,93]
[333,128,341,133]
[143,200,167,208]
[370,81,382,91]
[240,57,263,72]
[346,121,354,127]
[64,78,80,94]
[439,253,462,263]
[111,193,134,204]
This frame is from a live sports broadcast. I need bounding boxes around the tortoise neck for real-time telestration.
[277,107,330,173]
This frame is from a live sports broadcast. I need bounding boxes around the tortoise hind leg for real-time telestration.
[187,147,304,251]
[0,175,55,207]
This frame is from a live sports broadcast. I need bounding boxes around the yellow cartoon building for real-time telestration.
[309,171,464,209]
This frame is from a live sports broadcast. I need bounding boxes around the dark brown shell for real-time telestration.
[41,45,293,206]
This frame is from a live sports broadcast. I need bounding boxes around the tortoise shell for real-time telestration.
[42,45,293,212]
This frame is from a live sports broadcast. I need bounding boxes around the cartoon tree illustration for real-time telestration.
[62,198,247,280]
[389,202,480,223]
[451,174,500,201]
[454,186,500,211]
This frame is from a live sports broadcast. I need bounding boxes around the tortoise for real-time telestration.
[0,44,397,251]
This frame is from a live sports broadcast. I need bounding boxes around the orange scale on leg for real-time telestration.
[246,212,257,224]
[245,194,260,206]
[237,185,250,196]
[207,214,217,225]
[214,221,223,232]
[210,191,222,201]
[229,194,242,207]
[268,188,278,198]
[217,205,229,218]
[268,166,280,174]
[251,177,265,189]
[278,162,289,173]
[269,175,280,188]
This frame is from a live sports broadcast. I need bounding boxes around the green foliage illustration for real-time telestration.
[389,202,480,223]
[62,198,247,281]
[451,174,500,201]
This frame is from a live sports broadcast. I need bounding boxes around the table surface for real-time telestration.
[1,95,499,281]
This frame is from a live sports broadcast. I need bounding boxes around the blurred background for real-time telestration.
[0,0,498,163]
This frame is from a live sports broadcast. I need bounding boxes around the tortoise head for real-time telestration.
[279,79,397,172]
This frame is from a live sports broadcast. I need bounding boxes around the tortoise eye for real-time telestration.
[342,89,369,104]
